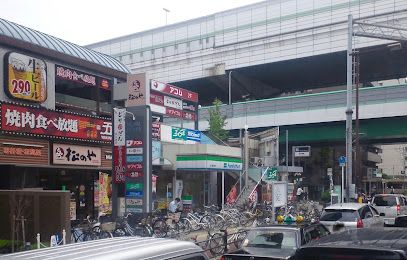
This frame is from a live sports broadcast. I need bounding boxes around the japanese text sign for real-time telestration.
[56,65,111,89]
[113,108,126,146]
[126,73,146,107]
[0,103,112,142]
[5,52,47,103]
[53,144,101,166]
[113,145,126,183]
[151,79,198,102]
[56,65,96,86]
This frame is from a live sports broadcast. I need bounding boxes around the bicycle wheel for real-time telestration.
[200,215,215,230]
[98,231,113,239]
[70,231,76,243]
[113,227,127,237]
[242,212,255,227]
[209,232,225,255]
[152,219,168,238]
[213,215,226,230]
[178,218,192,235]
[233,230,247,248]
[82,230,98,241]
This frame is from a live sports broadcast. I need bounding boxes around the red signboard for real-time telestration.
[166,107,183,118]
[127,163,143,170]
[0,103,111,143]
[150,91,164,106]
[126,171,143,178]
[126,140,143,147]
[151,80,198,103]
[183,111,197,121]
[113,145,126,184]
[152,122,161,141]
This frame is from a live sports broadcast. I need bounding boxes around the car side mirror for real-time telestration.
[380,213,385,217]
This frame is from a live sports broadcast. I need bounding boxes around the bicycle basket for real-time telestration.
[100,222,116,232]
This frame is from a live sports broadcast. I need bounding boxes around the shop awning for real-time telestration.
[152,157,173,166]
[176,154,242,171]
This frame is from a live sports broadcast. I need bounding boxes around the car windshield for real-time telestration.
[320,209,359,222]
[243,229,297,249]
[374,196,397,206]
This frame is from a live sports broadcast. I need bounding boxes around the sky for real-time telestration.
[1,0,262,46]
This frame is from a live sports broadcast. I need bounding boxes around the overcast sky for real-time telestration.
[1,0,261,46]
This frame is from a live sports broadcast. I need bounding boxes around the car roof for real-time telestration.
[300,228,407,251]
[255,222,321,230]
[0,237,205,260]
[374,194,404,197]
[324,203,366,210]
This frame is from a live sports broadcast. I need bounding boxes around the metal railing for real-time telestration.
[199,83,407,120]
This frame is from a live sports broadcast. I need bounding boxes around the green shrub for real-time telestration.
[321,190,331,202]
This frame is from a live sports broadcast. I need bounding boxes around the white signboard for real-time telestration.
[127,147,143,155]
[164,96,182,110]
[113,108,126,146]
[175,180,183,199]
[294,146,311,157]
[272,182,288,207]
[53,144,101,166]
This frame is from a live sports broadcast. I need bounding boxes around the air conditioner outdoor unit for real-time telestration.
[250,157,263,166]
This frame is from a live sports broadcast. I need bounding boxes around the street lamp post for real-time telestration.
[228,71,233,105]
[163,8,170,25]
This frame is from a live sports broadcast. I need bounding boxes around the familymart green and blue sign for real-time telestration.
[176,155,242,171]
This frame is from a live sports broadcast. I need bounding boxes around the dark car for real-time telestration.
[221,223,330,260]
[295,227,407,260]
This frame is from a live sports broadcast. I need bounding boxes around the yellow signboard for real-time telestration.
[6,52,47,102]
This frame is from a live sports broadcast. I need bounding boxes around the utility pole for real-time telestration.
[345,14,354,202]
[244,124,249,187]
[228,71,233,105]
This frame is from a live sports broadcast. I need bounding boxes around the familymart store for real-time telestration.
[161,144,242,210]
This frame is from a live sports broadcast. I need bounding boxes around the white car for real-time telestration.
[319,203,384,233]
[371,194,407,226]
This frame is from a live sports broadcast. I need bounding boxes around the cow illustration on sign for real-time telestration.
[128,79,144,101]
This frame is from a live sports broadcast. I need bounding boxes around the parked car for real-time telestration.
[319,203,384,233]
[0,237,209,260]
[221,223,330,260]
[295,227,407,259]
[395,215,407,227]
[371,194,407,226]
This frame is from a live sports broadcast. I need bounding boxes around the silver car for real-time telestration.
[371,194,407,226]
[320,203,384,233]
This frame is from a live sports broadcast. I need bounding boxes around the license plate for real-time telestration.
[384,219,395,225]
[333,224,344,232]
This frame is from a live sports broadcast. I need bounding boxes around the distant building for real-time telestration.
[378,144,407,176]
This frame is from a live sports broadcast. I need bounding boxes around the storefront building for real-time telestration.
[0,18,129,219]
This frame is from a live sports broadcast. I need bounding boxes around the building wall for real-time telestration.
[88,0,407,83]
[378,143,407,176]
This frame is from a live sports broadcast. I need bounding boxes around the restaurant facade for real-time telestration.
[0,18,129,219]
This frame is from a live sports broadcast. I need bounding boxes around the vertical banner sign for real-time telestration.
[113,108,126,183]
[125,106,152,213]
[126,73,147,107]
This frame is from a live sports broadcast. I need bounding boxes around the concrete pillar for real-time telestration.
[209,171,218,205]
